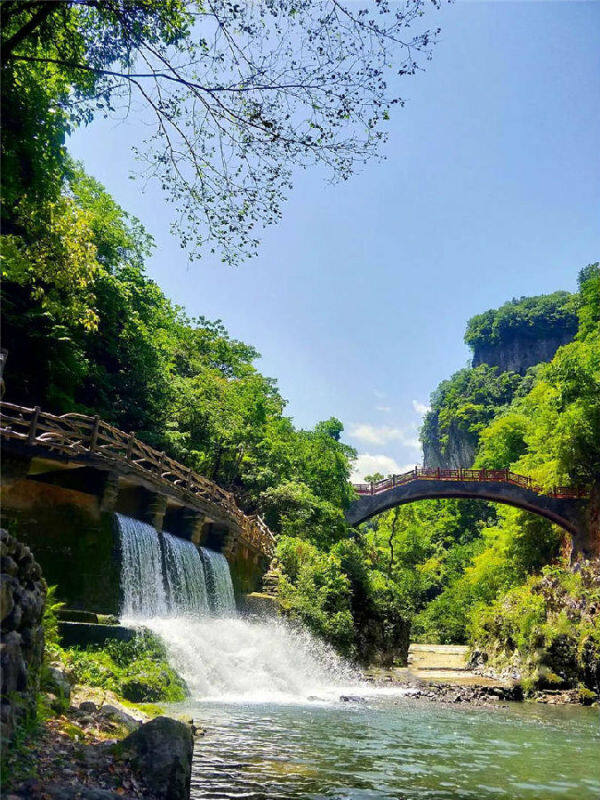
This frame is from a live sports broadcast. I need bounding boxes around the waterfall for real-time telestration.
[117,514,235,617]
[201,548,236,615]
[145,614,362,704]
[117,513,369,704]
[117,514,167,617]
[162,533,210,615]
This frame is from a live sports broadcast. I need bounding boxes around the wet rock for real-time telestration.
[0,575,16,622]
[0,529,46,744]
[339,695,365,702]
[79,700,98,713]
[121,716,193,800]
[1,555,18,577]
[1,631,28,694]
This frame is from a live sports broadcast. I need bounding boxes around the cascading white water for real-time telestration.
[200,548,236,615]
[144,614,362,704]
[117,513,388,704]
[117,514,167,617]
[117,515,233,617]
[162,532,210,615]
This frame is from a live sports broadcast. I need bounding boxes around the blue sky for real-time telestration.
[68,1,600,481]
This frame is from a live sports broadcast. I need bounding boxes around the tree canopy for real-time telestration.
[1,0,441,263]
[464,291,577,349]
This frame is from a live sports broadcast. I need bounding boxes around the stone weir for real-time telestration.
[0,401,275,615]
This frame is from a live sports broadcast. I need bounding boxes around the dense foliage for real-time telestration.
[1,164,356,505]
[471,561,600,697]
[421,365,525,467]
[464,291,578,348]
[41,589,186,703]
[422,289,583,469]
[50,633,187,703]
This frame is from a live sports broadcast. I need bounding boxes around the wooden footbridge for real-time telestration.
[348,467,590,551]
[0,401,275,558]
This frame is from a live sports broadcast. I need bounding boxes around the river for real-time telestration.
[183,696,599,800]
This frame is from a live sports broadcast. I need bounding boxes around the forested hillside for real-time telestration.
[366,267,600,691]
[422,291,578,469]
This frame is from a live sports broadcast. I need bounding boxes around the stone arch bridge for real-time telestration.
[347,468,593,556]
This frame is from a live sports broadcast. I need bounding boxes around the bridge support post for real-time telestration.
[139,491,167,532]
[99,472,120,513]
[181,509,208,546]
[222,527,240,560]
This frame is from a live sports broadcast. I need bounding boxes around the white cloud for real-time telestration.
[412,400,431,416]
[348,423,421,449]
[375,405,392,413]
[351,454,415,482]
[373,389,387,400]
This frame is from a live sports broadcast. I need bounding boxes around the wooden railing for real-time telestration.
[0,401,275,557]
[353,466,588,500]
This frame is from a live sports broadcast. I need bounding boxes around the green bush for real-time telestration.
[469,561,600,692]
[56,631,187,703]
[464,291,577,349]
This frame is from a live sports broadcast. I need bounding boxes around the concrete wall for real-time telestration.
[228,543,270,599]
[1,478,121,615]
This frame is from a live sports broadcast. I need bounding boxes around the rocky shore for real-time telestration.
[363,642,600,707]
[367,675,599,706]
[2,684,198,800]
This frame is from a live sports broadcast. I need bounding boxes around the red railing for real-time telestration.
[353,466,588,500]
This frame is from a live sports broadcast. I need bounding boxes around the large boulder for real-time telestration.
[121,716,193,800]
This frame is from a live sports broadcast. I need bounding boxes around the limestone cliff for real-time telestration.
[471,326,576,375]
[422,417,477,470]
[422,290,577,469]
[466,290,577,375]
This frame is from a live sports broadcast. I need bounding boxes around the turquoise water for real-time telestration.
[187,697,600,799]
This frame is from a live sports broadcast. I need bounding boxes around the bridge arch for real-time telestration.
[346,469,587,545]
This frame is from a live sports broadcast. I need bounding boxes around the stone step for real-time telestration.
[58,621,138,648]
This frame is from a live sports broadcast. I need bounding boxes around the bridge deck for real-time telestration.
[347,469,588,542]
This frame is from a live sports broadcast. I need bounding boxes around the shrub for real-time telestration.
[55,631,187,703]
[469,561,600,692]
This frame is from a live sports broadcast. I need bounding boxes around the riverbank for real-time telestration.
[2,684,197,800]
[365,643,599,707]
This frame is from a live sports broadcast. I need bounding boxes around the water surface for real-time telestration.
[185,697,600,800]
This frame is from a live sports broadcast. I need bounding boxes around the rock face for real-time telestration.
[121,716,193,800]
[1,528,46,745]
[472,327,576,375]
[422,420,477,470]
